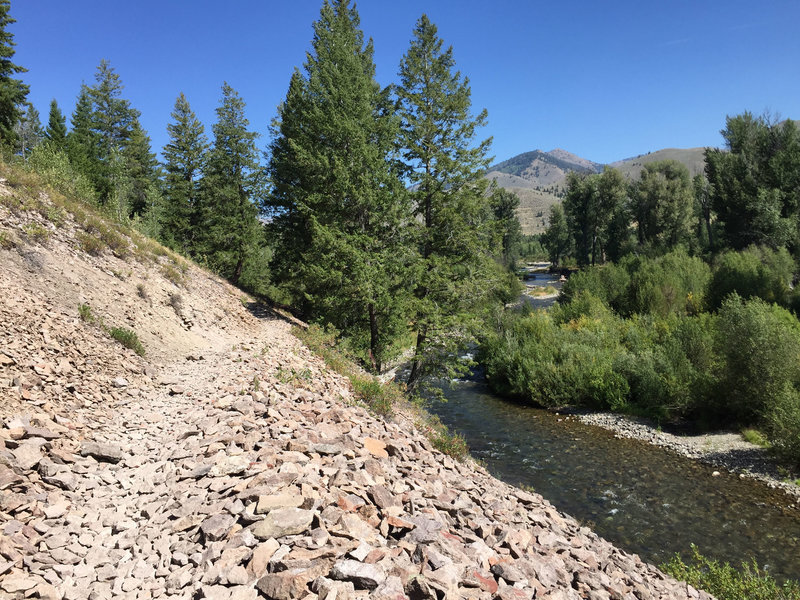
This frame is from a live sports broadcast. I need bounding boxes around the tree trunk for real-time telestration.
[368,302,380,373]
[406,328,427,393]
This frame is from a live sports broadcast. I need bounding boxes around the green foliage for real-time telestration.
[44,99,67,150]
[0,229,15,249]
[562,167,627,267]
[632,160,694,250]
[741,428,771,447]
[541,204,571,267]
[708,246,795,310]
[22,222,50,243]
[706,113,800,252]
[78,303,94,323]
[196,83,264,286]
[76,231,104,255]
[488,184,523,267]
[625,250,710,317]
[268,0,410,373]
[714,295,800,424]
[15,102,43,159]
[0,0,29,149]
[26,144,98,205]
[397,13,498,390]
[765,386,800,466]
[161,92,208,254]
[109,326,145,356]
[662,545,800,600]
[425,414,469,459]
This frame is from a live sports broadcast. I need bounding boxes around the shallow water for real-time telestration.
[430,380,800,580]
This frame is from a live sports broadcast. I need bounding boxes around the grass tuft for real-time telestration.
[109,327,145,356]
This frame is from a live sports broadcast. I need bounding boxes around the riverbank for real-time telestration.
[567,409,800,503]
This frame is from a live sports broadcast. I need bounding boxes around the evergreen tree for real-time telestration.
[66,85,100,186]
[161,92,208,254]
[14,102,42,159]
[267,0,409,371]
[45,99,67,149]
[122,118,159,217]
[86,60,140,204]
[198,83,263,284]
[488,184,523,268]
[397,14,495,391]
[0,0,28,150]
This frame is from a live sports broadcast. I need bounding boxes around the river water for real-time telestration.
[431,380,800,579]
[428,268,800,580]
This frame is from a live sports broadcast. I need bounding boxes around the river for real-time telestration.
[427,267,800,580]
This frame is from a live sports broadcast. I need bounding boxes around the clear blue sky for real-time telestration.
[11,1,800,165]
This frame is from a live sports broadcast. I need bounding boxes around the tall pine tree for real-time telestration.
[0,0,28,150]
[45,99,67,149]
[267,0,409,371]
[161,92,208,254]
[198,83,263,284]
[397,15,494,390]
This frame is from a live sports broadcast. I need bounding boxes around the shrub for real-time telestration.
[0,230,17,249]
[662,545,800,600]
[26,145,98,206]
[161,263,186,287]
[560,262,630,310]
[625,250,710,317]
[765,386,800,467]
[350,375,395,416]
[715,295,800,424]
[22,222,51,244]
[109,327,145,356]
[708,246,795,311]
[78,303,95,323]
[77,232,105,256]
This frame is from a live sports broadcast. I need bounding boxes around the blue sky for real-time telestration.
[11,1,800,165]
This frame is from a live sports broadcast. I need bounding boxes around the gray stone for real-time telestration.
[201,514,236,541]
[251,508,314,539]
[79,442,125,464]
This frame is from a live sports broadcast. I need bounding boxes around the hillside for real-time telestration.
[609,147,706,180]
[491,147,707,234]
[0,165,705,599]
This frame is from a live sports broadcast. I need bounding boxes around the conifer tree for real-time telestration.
[86,60,140,204]
[14,102,42,159]
[66,85,100,186]
[45,99,67,149]
[198,83,263,284]
[397,14,494,390]
[122,118,159,217]
[162,92,208,254]
[267,0,409,372]
[0,0,28,150]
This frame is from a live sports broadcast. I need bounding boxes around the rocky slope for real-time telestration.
[0,179,711,599]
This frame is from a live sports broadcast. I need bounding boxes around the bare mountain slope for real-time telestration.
[610,147,706,180]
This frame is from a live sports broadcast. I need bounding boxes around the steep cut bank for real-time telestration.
[0,183,709,599]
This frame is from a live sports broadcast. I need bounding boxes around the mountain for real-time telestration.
[489,148,603,189]
[490,147,707,234]
[609,147,706,180]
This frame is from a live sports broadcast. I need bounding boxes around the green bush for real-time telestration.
[662,545,800,600]
[560,262,630,310]
[77,232,105,256]
[715,295,800,424]
[26,145,98,206]
[625,249,710,317]
[109,327,145,356]
[765,386,800,467]
[708,246,795,311]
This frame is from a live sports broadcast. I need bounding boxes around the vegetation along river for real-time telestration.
[429,268,800,581]
[430,379,800,580]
